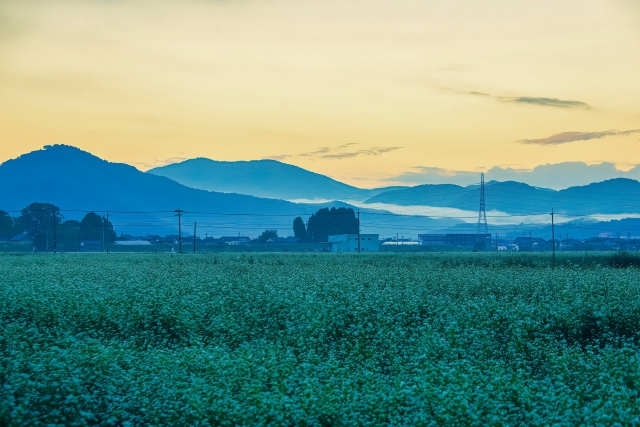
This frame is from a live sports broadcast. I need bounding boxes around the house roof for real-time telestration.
[268,237,301,243]
[114,240,152,246]
[81,240,102,245]
[10,233,32,242]
[327,234,379,243]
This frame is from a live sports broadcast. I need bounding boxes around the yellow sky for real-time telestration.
[1,0,639,187]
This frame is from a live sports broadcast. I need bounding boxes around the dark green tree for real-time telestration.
[306,207,358,243]
[15,203,63,251]
[58,220,81,250]
[293,216,306,240]
[0,210,13,239]
[257,229,278,243]
[79,212,115,243]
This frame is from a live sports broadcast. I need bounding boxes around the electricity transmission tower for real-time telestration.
[476,173,488,245]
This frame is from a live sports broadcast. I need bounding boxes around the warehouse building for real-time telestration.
[327,234,379,252]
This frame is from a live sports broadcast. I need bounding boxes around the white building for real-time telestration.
[327,234,379,253]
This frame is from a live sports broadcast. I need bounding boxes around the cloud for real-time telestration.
[265,144,402,161]
[320,147,402,160]
[518,129,640,146]
[297,143,358,158]
[461,91,591,109]
[467,91,491,97]
[501,97,590,109]
[385,161,640,190]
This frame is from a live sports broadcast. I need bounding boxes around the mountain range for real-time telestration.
[2,145,640,238]
[0,145,456,237]
[365,179,640,216]
[147,154,640,217]
[148,158,402,201]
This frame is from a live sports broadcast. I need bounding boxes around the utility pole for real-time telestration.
[53,210,57,254]
[102,215,105,252]
[193,222,196,254]
[105,213,109,254]
[551,208,555,256]
[34,219,40,254]
[396,233,399,246]
[357,210,361,253]
[495,233,498,251]
[175,207,184,253]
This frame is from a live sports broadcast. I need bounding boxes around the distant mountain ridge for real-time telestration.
[390,162,640,189]
[148,158,403,201]
[365,179,640,215]
[0,145,455,236]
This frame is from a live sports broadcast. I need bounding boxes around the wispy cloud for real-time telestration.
[131,156,189,169]
[265,144,402,161]
[501,97,590,109]
[320,147,402,160]
[463,91,591,109]
[518,129,640,146]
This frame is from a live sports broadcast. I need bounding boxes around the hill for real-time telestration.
[0,145,455,237]
[366,179,640,216]
[148,158,402,201]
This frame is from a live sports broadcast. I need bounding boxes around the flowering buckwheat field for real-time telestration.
[2,253,640,426]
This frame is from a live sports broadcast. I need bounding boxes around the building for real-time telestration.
[327,234,379,253]
[512,237,547,251]
[497,241,518,251]
[201,237,223,245]
[9,233,33,244]
[114,240,152,246]
[221,236,251,245]
[418,234,491,247]
[159,235,180,245]
[80,240,102,252]
[266,237,300,244]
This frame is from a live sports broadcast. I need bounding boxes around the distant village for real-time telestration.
[6,231,640,253]
[2,203,640,253]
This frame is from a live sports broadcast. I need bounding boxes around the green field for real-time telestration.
[2,253,640,425]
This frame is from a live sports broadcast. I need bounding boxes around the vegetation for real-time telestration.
[0,210,12,239]
[293,216,306,240]
[2,252,640,425]
[306,207,358,243]
[1,204,114,251]
[257,229,278,243]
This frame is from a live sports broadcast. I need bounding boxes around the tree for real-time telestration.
[0,210,13,239]
[306,207,358,243]
[293,217,306,240]
[15,203,63,251]
[79,212,115,243]
[257,229,278,243]
[58,220,81,250]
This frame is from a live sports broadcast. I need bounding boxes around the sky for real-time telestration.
[0,0,639,188]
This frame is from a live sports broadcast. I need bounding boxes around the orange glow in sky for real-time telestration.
[1,0,639,187]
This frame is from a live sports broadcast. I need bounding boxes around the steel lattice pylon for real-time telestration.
[476,173,488,243]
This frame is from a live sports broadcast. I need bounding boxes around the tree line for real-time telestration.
[293,207,359,242]
[254,207,360,244]
[1,203,360,250]
[0,203,115,251]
